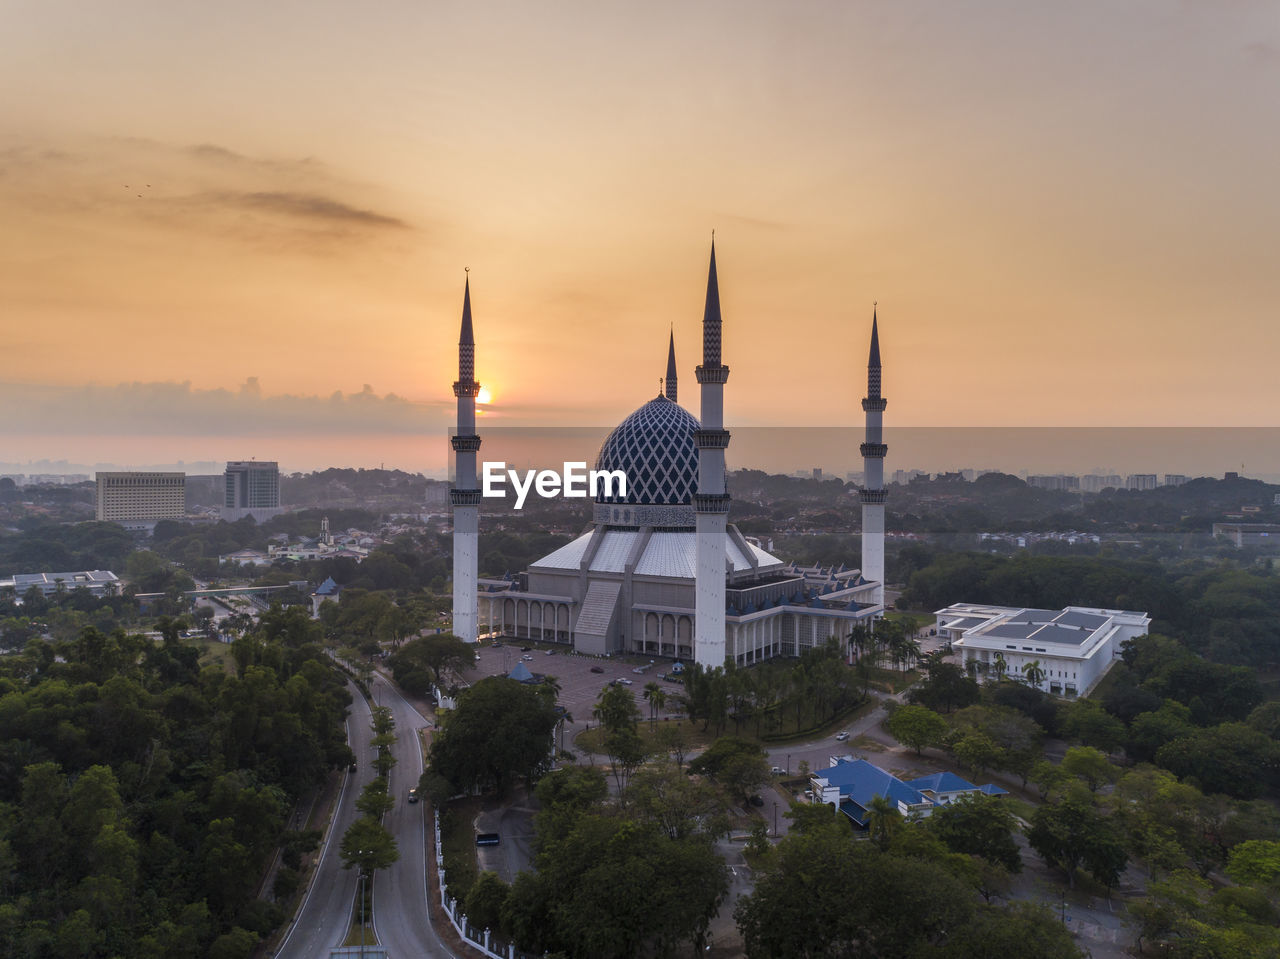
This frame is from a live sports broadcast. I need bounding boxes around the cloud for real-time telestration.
[229,191,407,228]
[0,380,451,437]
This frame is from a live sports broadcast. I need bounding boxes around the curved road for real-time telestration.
[277,680,372,959]
[369,672,456,959]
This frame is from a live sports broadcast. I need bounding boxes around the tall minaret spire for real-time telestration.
[693,238,731,668]
[860,305,887,609]
[664,327,678,402]
[451,272,482,644]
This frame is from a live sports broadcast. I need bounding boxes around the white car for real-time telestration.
[835,731,850,742]
[522,654,533,661]
[619,678,633,685]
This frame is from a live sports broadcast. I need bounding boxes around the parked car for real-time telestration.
[835,731,850,742]
[749,795,764,807]
[620,678,633,685]
[520,646,531,652]
[522,654,533,662]
[545,649,555,656]
[349,762,357,773]
[590,666,605,673]
[771,766,783,775]
[408,787,419,804]
[475,833,501,846]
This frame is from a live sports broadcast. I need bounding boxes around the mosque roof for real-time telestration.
[530,528,782,577]
[594,396,700,507]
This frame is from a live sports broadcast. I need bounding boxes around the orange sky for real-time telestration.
[2,0,1278,470]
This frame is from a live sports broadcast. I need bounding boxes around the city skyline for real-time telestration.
[3,1,1278,468]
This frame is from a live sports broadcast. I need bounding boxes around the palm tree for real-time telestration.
[643,682,666,727]
[866,794,902,851]
[992,653,1008,683]
[1022,659,1046,689]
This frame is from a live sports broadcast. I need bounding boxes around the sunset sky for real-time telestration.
[2,1,1278,472]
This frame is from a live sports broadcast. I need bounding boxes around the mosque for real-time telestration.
[449,244,887,668]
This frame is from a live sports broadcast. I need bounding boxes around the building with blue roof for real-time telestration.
[309,576,342,618]
[810,759,1006,826]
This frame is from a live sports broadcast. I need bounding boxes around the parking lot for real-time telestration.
[462,641,681,736]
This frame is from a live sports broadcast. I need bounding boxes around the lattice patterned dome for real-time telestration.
[595,396,700,506]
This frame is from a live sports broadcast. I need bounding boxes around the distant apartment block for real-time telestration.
[95,472,185,523]
[223,460,282,522]
[1212,523,1280,548]
[1027,474,1080,491]
[1126,474,1159,491]
[1081,474,1123,493]
[1163,474,1190,487]
[891,469,926,485]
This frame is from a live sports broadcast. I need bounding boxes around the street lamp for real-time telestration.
[773,801,778,838]
[358,851,372,959]
[785,753,790,776]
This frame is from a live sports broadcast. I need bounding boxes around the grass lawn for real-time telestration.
[342,923,377,948]
[850,734,885,752]
[864,666,919,694]
[574,719,717,755]
[190,637,236,673]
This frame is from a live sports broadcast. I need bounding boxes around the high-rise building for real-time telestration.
[223,461,282,521]
[95,472,185,524]
[1126,474,1159,491]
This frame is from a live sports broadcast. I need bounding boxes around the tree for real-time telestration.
[866,795,902,851]
[355,778,394,819]
[653,721,692,769]
[1226,840,1280,886]
[928,793,1022,872]
[689,736,771,804]
[593,683,642,735]
[1021,659,1047,689]
[736,831,975,959]
[339,816,399,876]
[464,871,510,935]
[885,704,948,755]
[939,902,1084,959]
[429,676,561,795]
[949,731,1003,779]
[1155,723,1280,799]
[642,681,666,726]
[1059,699,1126,754]
[908,656,981,713]
[1028,796,1127,889]
[992,653,1008,682]
[1061,745,1114,792]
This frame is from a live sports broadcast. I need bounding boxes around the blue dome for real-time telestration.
[595,396,700,506]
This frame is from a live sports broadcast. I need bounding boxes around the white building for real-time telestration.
[1,570,120,598]
[935,603,1150,697]
[95,472,186,524]
[456,247,887,665]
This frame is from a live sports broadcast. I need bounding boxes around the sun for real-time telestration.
[476,386,492,405]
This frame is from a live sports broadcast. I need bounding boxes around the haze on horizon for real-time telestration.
[2,0,1278,470]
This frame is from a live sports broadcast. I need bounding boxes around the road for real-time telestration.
[368,672,457,959]
[276,681,371,959]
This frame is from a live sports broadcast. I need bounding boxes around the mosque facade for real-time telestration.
[451,245,887,667]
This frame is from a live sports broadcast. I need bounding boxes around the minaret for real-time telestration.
[450,273,482,643]
[693,240,730,668]
[664,328,678,402]
[860,307,887,607]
